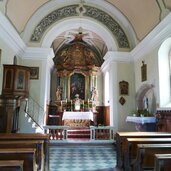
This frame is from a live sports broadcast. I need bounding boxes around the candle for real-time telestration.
[61,100,62,106]
[71,100,72,104]
[66,98,67,103]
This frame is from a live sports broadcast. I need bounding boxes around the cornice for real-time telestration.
[22,47,54,66]
[101,51,132,72]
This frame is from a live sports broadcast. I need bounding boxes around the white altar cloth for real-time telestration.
[126,116,156,124]
[62,111,94,121]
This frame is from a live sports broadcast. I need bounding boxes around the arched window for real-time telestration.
[158,37,171,107]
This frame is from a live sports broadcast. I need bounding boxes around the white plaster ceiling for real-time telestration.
[1,0,171,52]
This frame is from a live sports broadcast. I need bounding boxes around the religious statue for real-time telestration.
[74,94,81,111]
[56,86,62,101]
[91,87,98,112]
[91,87,98,102]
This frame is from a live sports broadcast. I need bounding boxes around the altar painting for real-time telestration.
[70,73,85,100]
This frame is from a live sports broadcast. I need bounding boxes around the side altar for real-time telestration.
[126,116,156,131]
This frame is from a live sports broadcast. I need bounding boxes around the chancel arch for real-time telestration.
[19,0,137,129]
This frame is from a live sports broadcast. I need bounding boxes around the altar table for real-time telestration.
[126,116,156,131]
[62,111,94,121]
[62,111,94,127]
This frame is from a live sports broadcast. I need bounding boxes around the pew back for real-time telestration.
[154,154,171,171]
[0,133,49,171]
[124,138,171,171]
[0,148,36,171]
[133,144,171,171]
[0,140,44,170]
[115,132,171,170]
[0,160,24,171]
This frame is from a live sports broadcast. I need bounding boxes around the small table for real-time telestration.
[126,116,156,131]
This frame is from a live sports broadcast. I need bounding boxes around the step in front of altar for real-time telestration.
[67,127,90,139]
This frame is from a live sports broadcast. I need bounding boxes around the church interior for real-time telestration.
[0,0,171,170]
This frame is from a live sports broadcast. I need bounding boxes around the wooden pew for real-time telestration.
[154,154,171,171]
[0,148,36,171]
[0,140,44,170]
[0,160,24,171]
[124,138,171,171]
[132,144,171,171]
[0,133,49,171]
[115,132,171,170]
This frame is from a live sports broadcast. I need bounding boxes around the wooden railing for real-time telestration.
[43,125,115,142]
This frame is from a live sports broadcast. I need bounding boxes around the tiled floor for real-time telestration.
[50,144,116,171]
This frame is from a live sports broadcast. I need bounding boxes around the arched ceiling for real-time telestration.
[0,0,171,52]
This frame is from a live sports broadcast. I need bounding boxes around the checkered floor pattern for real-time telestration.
[50,144,116,171]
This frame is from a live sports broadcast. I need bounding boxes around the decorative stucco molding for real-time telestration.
[30,5,129,48]
[30,5,78,42]
[84,6,129,48]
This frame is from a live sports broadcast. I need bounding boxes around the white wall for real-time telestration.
[134,45,160,113]
[117,62,136,131]
[0,38,15,93]
[101,52,136,131]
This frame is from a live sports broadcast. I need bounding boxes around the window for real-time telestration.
[158,37,171,107]
[104,71,109,105]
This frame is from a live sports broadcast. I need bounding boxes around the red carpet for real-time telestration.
[67,127,90,140]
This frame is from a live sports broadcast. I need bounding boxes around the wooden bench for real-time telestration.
[132,144,171,171]
[0,148,36,171]
[0,160,24,171]
[0,140,44,170]
[115,132,171,170]
[154,154,171,171]
[0,133,49,171]
[124,138,171,171]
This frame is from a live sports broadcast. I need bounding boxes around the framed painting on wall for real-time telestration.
[0,49,1,65]
[119,80,129,95]
[30,67,39,79]
[141,61,147,82]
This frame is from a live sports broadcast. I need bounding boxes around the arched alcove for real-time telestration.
[135,83,156,114]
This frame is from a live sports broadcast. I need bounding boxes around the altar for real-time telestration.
[126,116,156,131]
[62,111,94,127]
